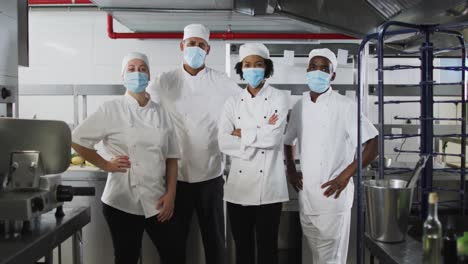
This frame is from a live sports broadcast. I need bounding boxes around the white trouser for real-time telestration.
[300,210,351,264]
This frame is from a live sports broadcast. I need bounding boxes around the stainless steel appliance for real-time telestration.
[0,118,94,238]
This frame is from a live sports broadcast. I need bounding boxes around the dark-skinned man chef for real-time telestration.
[284,48,378,264]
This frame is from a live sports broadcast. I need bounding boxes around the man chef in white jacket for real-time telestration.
[284,48,378,264]
[148,24,240,264]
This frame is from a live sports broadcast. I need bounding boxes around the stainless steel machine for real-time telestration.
[0,118,94,238]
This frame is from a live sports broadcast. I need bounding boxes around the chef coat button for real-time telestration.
[261,151,265,154]
[264,116,267,119]
[260,170,263,173]
[239,170,242,173]
[241,99,244,102]
[238,117,240,119]
[275,110,278,113]
[264,98,267,101]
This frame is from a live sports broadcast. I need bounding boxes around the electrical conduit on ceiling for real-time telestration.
[28,1,356,40]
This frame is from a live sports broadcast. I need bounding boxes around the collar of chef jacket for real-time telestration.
[124,92,153,110]
[308,86,333,104]
[240,82,271,100]
[181,64,208,79]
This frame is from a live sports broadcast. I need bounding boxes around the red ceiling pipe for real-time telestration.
[107,14,356,40]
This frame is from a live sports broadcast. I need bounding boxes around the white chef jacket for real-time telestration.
[284,88,378,215]
[218,84,289,205]
[148,66,240,183]
[72,93,180,218]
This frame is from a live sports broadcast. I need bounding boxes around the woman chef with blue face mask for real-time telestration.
[218,43,290,264]
[71,52,184,264]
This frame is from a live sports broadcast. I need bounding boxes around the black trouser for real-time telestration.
[227,202,283,264]
[102,203,184,264]
[174,176,226,264]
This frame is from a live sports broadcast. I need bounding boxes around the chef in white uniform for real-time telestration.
[72,52,183,264]
[148,24,240,264]
[218,43,289,264]
[284,48,378,264]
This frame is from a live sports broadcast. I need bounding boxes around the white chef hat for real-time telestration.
[183,24,210,44]
[239,43,270,62]
[308,48,338,73]
[121,52,150,75]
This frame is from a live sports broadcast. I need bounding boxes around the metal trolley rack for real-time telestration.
[356,21,467,263]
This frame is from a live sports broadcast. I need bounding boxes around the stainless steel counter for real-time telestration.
[0,207,91,264]
[365,233,422,264]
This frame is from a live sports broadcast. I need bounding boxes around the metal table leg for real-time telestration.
[44,251,53,264]
[72,229,83,264]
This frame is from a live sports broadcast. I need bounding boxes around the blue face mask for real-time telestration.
[124,72,149,94]
[184,47,206,69]
[243,68,265,88]
[306,70,331,94]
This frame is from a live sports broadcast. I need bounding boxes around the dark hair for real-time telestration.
[234,58,274,80]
